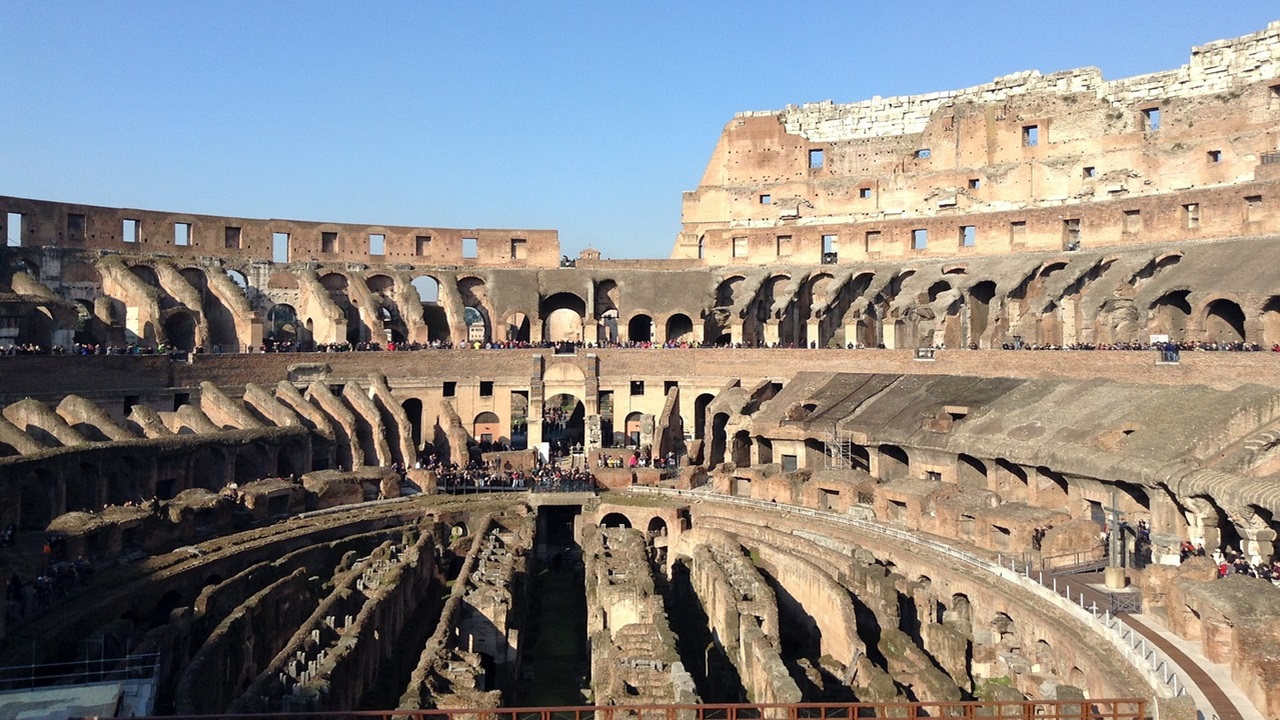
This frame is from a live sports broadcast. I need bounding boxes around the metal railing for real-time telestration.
[0,652,159,692]
[131,698,1147,720]
[630,487,1190,707]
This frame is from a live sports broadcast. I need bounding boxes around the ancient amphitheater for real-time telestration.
[2,20,1280,720]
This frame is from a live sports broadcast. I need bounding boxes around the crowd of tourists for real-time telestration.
[5,535,94,627]
[10,338,1280,356]
[995,340,1272,352]
[422,454,598,493]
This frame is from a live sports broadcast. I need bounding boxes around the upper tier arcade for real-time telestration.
[0,196,561,268]
[675,21,1280,265]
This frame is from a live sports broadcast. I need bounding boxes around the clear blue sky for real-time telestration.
[3,2,1277,259]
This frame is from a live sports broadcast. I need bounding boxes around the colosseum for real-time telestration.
[2,20,1280,720]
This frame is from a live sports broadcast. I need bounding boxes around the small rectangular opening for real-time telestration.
[369,233,386,256]
[1207,149,1222,163]
[775,235,792,256]
[480,380,494,397]
[959,225,976,247]
[865,230,881,254]
[1142,107,1161,131]
[1063,218,1081,250]
[1245,195,1263,223]
[415,235,430,256]
[272,232,290,263]
[123,218,139,244]
[1183,203,1200,230]
[5,213,20,247]
[510,238,527,260]
[1022,125,1039,147]
[781,454,798,472]
[911,228,928,250]
[1123,210,1141,233]
[322,231,337,254]
[442,381,456,397]
[664,380,678,395]
[462,237,478,259]
[155,478,177,501]
[968,178,981,189]
[926,471,942,482]
[859,187,872,199]
[174,222,192,247]
[1083,166,1096,179]
[1010,221,1027,242]
[759,194,772,205]
[808,148,824,169]
[822,234,837,254]
[630,380,645,396]
[915,148,931,159]
[732,237,748,258]
[67,213,86,242]
[224,226,241,249]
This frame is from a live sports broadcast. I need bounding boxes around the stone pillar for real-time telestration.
[1149,492,1189,565]
[1239,525,1277,564]
[763,320,780,347]
[882,320,897,349]
[806,319,822,348]
[583,318,598,345]
[1190,510,1221,555]
[730,320,743,346]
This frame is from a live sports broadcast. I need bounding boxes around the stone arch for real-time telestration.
[130,263,161,288]
[627,313,653,343]
[458,276,493,343]
[473,411,501,444]
[226,269,249,289]
[234,444,270,485]
[1036,466,1069,509]
[543,393,585,451]
[665,313,694,343]
[600,512,631,529]
[694,393,715,441]
[1262,296,1280,347]
[715,276,746,308]
[731,429,751,466]
[319,272,363,345]
[1149,290,1192,339]
[1202,297,1246,343]
[957,454,987,490]
[709,413,730,467]
[163,312,197,351]
[879,444,910,480]
[267,303,300,345]
[18,469,57,530]
[504,312,530,342]
[541,292,586,343]
[412,275,449,342]
[594,279,619,317]
[402,398,424,450]
[624,411,644,446]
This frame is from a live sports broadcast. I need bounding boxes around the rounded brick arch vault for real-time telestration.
[590,503,686,549]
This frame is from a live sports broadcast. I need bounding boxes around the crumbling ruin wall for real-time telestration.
[582,524,698,706]
[231,524,436,712]
[678,526,800,704]
[399,513,502,710]
[1165,572,1280,719]
[175,568,316,714]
